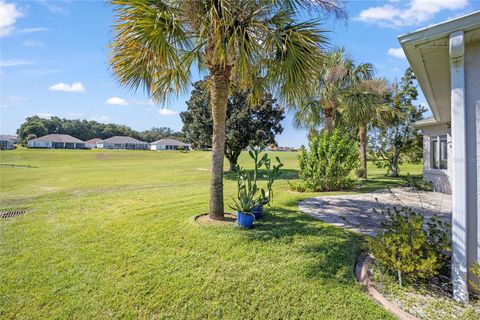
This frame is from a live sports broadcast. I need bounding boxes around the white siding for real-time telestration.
[27,141,52,148]
[465,40,480,287]
[422,123,452,193]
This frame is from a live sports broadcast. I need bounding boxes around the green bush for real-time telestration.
[367,207,450,286]
[355,168,366,178]
[469,262,480,292]
[291,129,359,192]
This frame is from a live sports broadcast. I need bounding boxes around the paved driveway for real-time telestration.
[299,187,452,236]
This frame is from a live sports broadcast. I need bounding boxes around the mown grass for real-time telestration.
[0,148,421,319]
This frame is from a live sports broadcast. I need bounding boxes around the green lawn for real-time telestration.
[0,148,421,319]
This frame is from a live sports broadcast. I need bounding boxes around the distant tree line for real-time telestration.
[17,116,183,145]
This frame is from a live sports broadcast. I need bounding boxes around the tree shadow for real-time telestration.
[240,205,364,283]
[224,168,298,181]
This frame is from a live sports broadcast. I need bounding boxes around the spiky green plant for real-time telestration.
[109,0,344,219]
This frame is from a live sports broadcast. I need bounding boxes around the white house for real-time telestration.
[84,138,102,149]
[399,11,480,302]
[97,136,148,150]
[413,117,452,193]
[0,135,18,150]
[27,134,85,149]
[149,138,190,150]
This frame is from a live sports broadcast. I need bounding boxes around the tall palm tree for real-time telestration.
[340,78,390,179]
[295,48,373,133]
[109,0,344,220]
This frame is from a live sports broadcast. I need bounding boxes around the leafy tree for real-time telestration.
[109,0,344,219]
[17,116,48,145]
[292,128,359,191]
[369,68,426,177]
[293,48,374,133]
[181,79,284,172]
[141,127,183,142]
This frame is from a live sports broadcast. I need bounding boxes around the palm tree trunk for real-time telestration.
[359,124,368,179]
[209,67,230,220]
[325,108,334,133]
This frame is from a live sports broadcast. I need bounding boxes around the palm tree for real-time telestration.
[340,78,390,179]
[109,0,344,220]
[295,48,374,133]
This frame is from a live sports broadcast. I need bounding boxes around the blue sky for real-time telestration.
[1,0,479,147]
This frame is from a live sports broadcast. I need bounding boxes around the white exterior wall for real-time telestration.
[150,144,169,150]
[27,141,52,148]
[422,123,452,193]
[465,40,480,289]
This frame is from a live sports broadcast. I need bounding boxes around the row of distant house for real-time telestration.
[25,134,190,150]
[0,135,19,150]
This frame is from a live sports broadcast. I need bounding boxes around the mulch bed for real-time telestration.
[195,213,237,226]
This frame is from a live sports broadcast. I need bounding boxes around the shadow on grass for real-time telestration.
[241,205,364,283]
[224,168,298,181]
[356,173,421,193]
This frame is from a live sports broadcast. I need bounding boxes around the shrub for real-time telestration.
[469,262,480,292]
[291,129,359,192]
[404,174,434,191]
[355,168,366,178]
[367,207,450,286]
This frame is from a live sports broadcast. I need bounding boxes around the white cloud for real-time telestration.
[24,40,43,47]
[357,0,468,28]
[90,115,110,122]
[38,0,70,15]
[387,47,406,59]
[0,1,23,37]
[17,27,49,34]
[106,97,129,106]
[0,59,33,67]
[9,96,28,101]
[36,113,54,118]
[68,112,83,118]
[49,82,85,93]
[26,69,63,76]
[158,108,178,116]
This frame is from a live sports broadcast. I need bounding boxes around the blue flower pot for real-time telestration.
[237,211,254,228]
[252,205,264,220]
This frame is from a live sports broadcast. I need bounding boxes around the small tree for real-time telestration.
[368,207,450,286]
[292,129,359,191]
[181,79,284,172]
[370,68,425,177]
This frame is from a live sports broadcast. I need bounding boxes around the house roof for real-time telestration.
[399,11,480,125]
[100,136,147,144]
[412,116,442,128]
[0,135,18,141]
[150,138,189,146]
[29,134,84,144]
[84,138,102,144]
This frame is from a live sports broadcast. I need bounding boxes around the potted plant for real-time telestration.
[230,168,258,228]
[248,145,283,219]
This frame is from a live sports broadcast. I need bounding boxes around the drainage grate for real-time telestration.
[0,210,27,219]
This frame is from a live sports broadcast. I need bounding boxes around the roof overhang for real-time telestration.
[399,11,480,123]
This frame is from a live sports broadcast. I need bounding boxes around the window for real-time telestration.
[430,135,448,170]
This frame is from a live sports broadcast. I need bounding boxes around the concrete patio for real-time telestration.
[299,187,452,236]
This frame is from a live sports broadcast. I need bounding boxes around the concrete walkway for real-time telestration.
[299,187,451,236]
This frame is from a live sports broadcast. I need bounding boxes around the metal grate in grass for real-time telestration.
[0,210,27,219]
